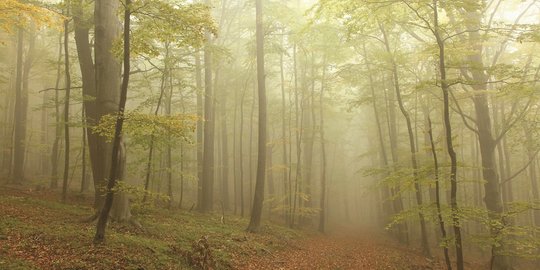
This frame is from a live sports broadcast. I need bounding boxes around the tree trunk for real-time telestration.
[62,13,72,203]
[13,27,34,183]
[385,76,408,244]
[91,0,131,221]
[362,41,395,232]
[434,2,464,268]
[220,90,230,211]
[195,51,204,209]
[525,127,540,226]
[200,0,215,212]
[379,23,430,256]
[266,141,275,218]
[427,116,452,270]
[280,36,289,222]
[40,90,49,176]
[247,0,267,232]
[301,55,316,226]
[166,66,173,209]
[73,0,98,199]
[239,89,246,217]
[51,34,63,189]
[291,44,304,228]
[249,84,255,210]
[463,6,509,268]
[318,60,327,233]
[80,107,90,193]
[94,0,131,243]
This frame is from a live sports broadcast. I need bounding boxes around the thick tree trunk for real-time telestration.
[525,127,540,226]
[94,0,131,242]
[92,0,131,221]
[12,27,24,183]
[247,0,267,232]
[13,28,34,183]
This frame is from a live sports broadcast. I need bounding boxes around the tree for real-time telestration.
[0,0,56,33]
[247,0,267,232]
[61,4,72,202]
[200,0,215,213]
[94,0,131,242]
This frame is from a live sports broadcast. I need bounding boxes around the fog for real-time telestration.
[1,0,540,269]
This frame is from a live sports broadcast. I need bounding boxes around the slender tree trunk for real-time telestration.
[40,90,49,176]
[166,69,173,209]
[80,107,89,193]
[51,34,63,189]
[221,92,230,211]
[280,36,289,222]
[249,85,255,210]
[266,141,275,217]
[291,44,304,228]
[143,47,170,203]
[233,83,238,215]
[201,0,215,212]
[247,0,267,232]
[380,23,430,256]
[363,43,394,228]
[301,55,316,225]
[239,88,246,217]
[195,51,204,209]
[434,2,464,268]
[318,60,328,233]
[385,72,408,244]
[62,13,72,203]
[179,141,185,209]
[428,116,452,270]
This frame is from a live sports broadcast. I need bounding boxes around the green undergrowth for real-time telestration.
[0,187,302,270]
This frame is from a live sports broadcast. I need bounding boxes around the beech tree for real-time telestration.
[247,0,268,232]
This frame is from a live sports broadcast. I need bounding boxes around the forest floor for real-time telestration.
[0,184,477,270]
[232,231,447,270]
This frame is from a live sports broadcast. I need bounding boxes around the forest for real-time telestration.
[1,0,540,269]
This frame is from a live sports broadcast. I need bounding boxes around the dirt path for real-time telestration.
[234,232,445,270]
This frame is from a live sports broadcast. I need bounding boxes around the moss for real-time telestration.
[0,190,303,270]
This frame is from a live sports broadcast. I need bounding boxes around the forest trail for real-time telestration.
[234,229,446,270]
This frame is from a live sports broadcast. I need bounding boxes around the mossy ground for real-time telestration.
[0,186,302,270]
